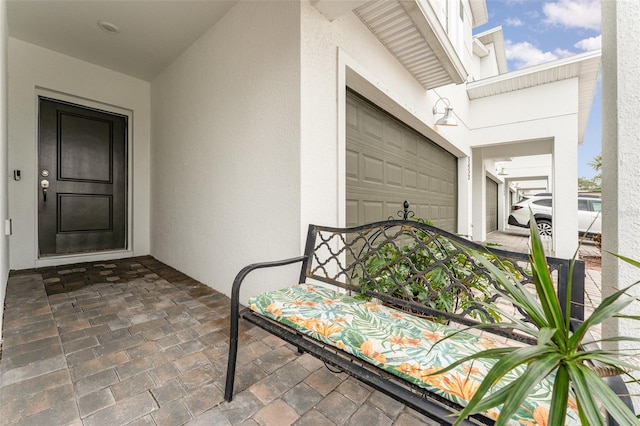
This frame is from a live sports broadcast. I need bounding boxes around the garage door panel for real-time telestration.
[418,173,430,191]
[415,204,428,219]
[346,149,359,181]
[363,155,384,184]
[346,101,359,130]
[404,134,418,156]
[417,139,434,160]
[404,169,417,189]
[386,162,403,187]
[430,176,441,193]
[385,119,403,148]
[363,201,384,224]
[346,91,457,232]
[346,200,358,227]
[429,206,439,219]
[363,110,384,143]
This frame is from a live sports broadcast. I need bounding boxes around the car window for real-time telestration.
[532,199,552,207]
[591,200,602,212]
[578,199,590,211]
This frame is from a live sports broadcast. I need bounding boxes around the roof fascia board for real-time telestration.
[468,49,601,91]
[399,0,468,84]
[472,37,490,57]
[474,26,507,74]
[469,0,488,27]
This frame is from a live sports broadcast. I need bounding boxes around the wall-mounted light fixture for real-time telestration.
[432,97,458,126]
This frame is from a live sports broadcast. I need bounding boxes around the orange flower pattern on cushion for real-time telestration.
[249,284,579,425]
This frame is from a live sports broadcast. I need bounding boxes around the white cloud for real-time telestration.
[553,48,573,58]
[525,10,540,20]
[505,17,524,27]
[574,34,602,50]
[505,40,570,69]
[543,0,601,31]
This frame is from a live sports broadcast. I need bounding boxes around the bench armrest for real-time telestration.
[225,255,307,401]
[230,256,308,310]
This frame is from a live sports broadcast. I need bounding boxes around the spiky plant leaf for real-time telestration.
[445,212,640,425]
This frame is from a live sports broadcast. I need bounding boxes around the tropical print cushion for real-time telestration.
[248,283,580,425]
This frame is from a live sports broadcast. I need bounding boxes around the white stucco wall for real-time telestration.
[7,39,151,269]
[468,80,580,256]
[471,42,500,79]
[150,1,302,302]
[602,0,640,411]
[469,79,578,133]
[0,0,8,341]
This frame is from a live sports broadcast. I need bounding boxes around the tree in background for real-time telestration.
[588,153,602,181]
[578,177,600,192]
[578,152,602,192]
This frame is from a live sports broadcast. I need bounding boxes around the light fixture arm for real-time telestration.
[432,97,451,115]
[432,97,458,127]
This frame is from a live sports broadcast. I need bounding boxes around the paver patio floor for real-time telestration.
[1,228,603,425]
[0,256,439,426]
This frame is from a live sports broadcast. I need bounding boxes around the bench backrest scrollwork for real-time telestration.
[298,219,585,345]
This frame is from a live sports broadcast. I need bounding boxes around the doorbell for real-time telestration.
[13,170,21,181]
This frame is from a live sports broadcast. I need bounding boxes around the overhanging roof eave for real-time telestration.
[467,50,602,144]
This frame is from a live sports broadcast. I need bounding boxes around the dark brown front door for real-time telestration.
[38,97,128,256]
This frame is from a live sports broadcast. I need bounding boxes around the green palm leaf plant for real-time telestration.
[437,214,640,425]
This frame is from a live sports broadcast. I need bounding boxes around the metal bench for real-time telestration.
[223,203,629,425]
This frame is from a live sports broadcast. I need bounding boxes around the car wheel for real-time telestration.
[536,219,553,237]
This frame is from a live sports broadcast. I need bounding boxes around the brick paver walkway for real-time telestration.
[1,228,603,425]
[0,256,438,426]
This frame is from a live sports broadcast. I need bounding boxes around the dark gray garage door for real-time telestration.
[346,91,457,231]
[486,177,498,233]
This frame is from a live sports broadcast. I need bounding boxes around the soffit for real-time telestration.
[469,0,488,27]
[7,0,238,81]
[474,26,508,75]
[467,50,602,144]
[353,0,467,90]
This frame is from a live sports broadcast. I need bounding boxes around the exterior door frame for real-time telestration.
[34,88,134,267]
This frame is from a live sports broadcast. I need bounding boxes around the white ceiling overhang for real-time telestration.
[353,0,468,90]
[7,0,238,81]
[467,50,602,144]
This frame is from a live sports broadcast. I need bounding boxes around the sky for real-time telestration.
[473,0,602,179]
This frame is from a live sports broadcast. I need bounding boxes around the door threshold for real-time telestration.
[35,250,135,268]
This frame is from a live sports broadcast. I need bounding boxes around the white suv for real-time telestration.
[508,193,601,237]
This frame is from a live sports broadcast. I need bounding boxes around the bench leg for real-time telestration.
[224,291,241,402]
[224,332,239,402]
[223,256,306,402]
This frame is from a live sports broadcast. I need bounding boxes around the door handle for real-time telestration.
[41,179,49,202]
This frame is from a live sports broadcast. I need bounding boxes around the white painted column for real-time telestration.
[602,0,640,411]
[471,148,485,242]
[497,181,506,231]
[457,156,472,238]
[552,134,579,259]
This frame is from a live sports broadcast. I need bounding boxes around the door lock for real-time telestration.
[41,179,49,202]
